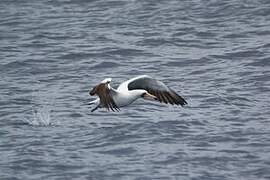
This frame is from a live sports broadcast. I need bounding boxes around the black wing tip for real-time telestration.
[177,94,188,107]
[167,89,188,107]
[106,108,120,112]
[109,102,120,112]
[179,100,188,107]
[148,89,188,107]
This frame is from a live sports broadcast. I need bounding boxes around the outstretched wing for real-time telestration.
[127,75,187,106]
[89,83,120,111]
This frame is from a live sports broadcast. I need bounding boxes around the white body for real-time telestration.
[89,76,148,107]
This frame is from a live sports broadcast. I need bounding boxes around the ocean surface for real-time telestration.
[1,0,270,179]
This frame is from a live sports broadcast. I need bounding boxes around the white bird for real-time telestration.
[88,75,187,112]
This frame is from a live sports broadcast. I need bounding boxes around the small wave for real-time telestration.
[92,61,121,69]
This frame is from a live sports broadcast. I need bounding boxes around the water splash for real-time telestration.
[32,105,52,126]
[23,105,55,126]
[23,85,59,126]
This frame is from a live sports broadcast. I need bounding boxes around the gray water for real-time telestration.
[1,0,270,179]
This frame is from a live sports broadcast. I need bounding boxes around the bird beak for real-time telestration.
[142,92,158,101]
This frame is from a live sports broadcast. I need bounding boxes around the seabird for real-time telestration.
[88,75,187,112]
